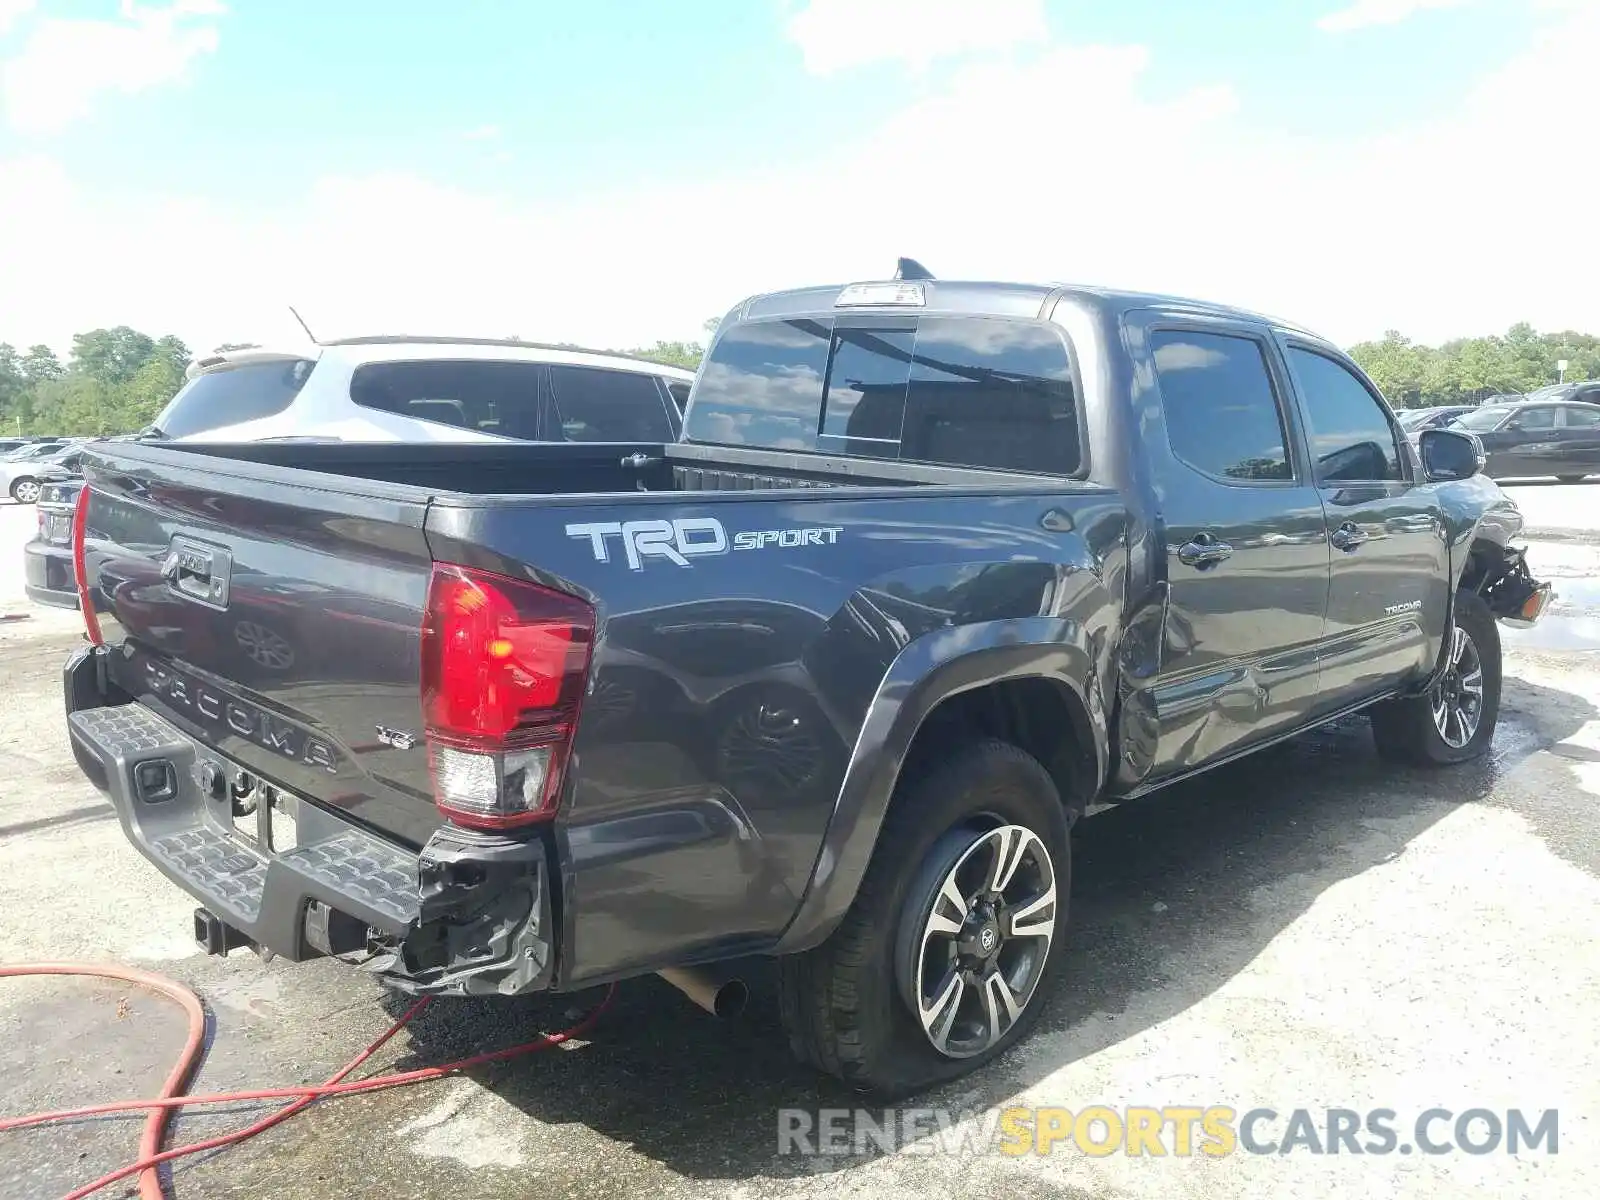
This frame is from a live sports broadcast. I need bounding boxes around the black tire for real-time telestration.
[1557,475,1587,484]
[9,477,40,504]
[777,738,1070,1096]
[1371,588,1500,767]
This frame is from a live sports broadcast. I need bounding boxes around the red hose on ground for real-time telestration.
[0,963,207,1200]
[0,961,617,1200]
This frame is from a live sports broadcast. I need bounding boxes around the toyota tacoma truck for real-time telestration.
[61,271,1551,1094]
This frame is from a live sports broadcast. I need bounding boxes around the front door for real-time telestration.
[1279,342,1450,710]
[1132,316,1332,779]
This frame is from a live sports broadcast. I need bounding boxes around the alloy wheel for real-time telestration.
[1430,624,1485,749]
[900,823,1058,1059]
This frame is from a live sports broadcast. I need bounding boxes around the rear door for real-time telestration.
[1554,403,1600,478]
[1131,313,1331,776]
[1279,340,1448,709]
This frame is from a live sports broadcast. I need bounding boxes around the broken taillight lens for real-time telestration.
[420,564,594,829]
[72,484,103,646]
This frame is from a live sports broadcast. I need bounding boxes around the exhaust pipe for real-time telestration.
[657,965,748,1019]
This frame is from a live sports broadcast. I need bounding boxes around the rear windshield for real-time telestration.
[685,315,1081,474]
[156,359,315,438]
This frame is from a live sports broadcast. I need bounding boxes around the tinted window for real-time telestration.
[350,360,546,438]
[547,366,673,442]
[686,315,1080,472]
[822,326,914,443]
[1150,330,1291,482]
[1288,348,1403,482]
[155,359,314,438]
[1565,404,1600,428]
[1506,406,1556,431]
[666,381,690,414]
[899,318,1079,474]
[685,319,832,449]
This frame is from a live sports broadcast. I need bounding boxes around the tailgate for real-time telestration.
[81,452,441,846]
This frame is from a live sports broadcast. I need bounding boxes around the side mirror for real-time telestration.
[1419,428,1485,482]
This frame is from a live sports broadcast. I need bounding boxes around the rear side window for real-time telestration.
[1565,404,1600,428]
[686,320,832,450]
[1505,406,1556,432]
[155,359,314,438]
[350,360,546,438]
[1287,347,1403,482]
[687,315,1080,473]
[666,381,690,414]
[1150,330,1292,482]
[548,366,674,442]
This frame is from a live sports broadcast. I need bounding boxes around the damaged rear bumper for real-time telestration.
[63,646,555,998]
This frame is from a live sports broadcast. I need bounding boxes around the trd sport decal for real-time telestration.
[565,518,843,570]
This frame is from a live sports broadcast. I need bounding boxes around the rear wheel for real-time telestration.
[9,477,40,504]
[1371,588,1500,766]
[777,739,1069,1095]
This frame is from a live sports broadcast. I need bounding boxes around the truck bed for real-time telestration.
[148,438,1068,496]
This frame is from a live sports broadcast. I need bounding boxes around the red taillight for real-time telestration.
[72,485,103,646]
[420,564,594,829]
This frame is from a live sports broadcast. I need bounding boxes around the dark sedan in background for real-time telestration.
[1442,398,1600,482]
[23,467,84,609]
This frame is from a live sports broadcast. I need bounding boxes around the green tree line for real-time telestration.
[1347,323,1597,409]
[1,327,191,437]
[7,319,1590,438]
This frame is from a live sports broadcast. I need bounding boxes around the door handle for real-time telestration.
[1331,522,1369,552]
[1177,534,1234,569]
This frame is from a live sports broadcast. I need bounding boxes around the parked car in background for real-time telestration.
[1446,398,1600,482]
[1522,380,1600,407]
[1397,405,1476,434]
[150,339,696,444]
[25,474,83,607]
[1,440,84,503]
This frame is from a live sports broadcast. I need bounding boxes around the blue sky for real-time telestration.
[0,0,1592,354]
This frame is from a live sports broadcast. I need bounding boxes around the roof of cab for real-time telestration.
[732,277,1332,346]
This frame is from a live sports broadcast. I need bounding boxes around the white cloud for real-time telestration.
[0,0,37,37]
[2,2,1597,358]
[1317,0,1471,34]
[2,0,224,135]
[784,0,1048,74]
[463,124,501,141]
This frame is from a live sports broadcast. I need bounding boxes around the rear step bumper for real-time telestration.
[64,647,556,998]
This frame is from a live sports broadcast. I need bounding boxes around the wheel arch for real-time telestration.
[772,617,1108,955]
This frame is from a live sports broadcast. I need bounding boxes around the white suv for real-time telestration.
[151,338,697,444]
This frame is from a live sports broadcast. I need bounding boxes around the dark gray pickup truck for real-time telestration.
[62,274,1552,1094]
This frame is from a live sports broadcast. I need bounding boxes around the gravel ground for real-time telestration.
[1,494,1599,1199]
